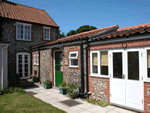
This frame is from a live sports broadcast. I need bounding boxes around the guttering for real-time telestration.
[1,44,9,89]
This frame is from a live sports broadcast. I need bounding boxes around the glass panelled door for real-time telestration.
[55,51,63,87]
[110,49,143,111]
[17,53,30,79]
[110,50,126,106]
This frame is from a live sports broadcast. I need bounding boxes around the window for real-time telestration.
[69,51,78,67]
[34,54,36,65]
[147,50,150,78]
[100,51,108,75]
[37,54,39,65]
[16,22,31,41]
[44,27,50,40]
[91,51,109,77]
[92,53,98,74]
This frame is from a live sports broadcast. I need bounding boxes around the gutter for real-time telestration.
[1,44,9,89]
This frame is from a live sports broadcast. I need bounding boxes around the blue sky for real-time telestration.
[11,0,150,35]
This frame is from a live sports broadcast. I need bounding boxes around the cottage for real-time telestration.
[0,0,59,88]
[32,23,150,112]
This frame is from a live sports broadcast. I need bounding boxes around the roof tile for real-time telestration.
[0,1,59,27]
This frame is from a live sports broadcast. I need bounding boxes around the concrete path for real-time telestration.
[24,86,137,113]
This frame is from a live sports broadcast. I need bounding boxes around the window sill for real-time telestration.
[69,66,78,68]
[90,74,110,78]
[144,78,150,83]
[16,39,32,42]
[44,39,50,41]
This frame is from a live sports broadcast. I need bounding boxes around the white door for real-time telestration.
[16,52,30,79]
[110,49,143,111]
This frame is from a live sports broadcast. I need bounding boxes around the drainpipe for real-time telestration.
[1,44,8,89]
[85,38,89,95]
[38,48,41,83]
[80,43,85,96]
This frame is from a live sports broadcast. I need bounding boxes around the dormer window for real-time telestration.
[44,27,50,40]
[16,22,31,41]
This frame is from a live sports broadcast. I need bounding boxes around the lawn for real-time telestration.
[0,93,66,113]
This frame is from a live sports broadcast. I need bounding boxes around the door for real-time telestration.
[110,49,143,111]
[16,52,30,79]
[55,51,63,87]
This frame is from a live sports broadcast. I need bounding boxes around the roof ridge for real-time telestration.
[4,0,46,11]
[118,22,150,31]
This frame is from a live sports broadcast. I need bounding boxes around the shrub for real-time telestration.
[87,98,110,107]
[2,87,26,94]
[0,88,4,95]
[66,83,80,96]
[8,87,14,93]
[44,79,51,84]
[60,81,67,88]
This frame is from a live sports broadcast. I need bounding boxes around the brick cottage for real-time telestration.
[32,23,150,113]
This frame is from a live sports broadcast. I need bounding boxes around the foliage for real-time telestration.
[34,70,37,75]
[59,30,66,38]
[87,98,111,107]
[3,87,26,94]
[0,93,66,113]
[76,25,97,34]
[66,25,97,36]
[66,30,77,36]
[0,88,4,95]
[44,79,51,84]
[60,81,67,88]
[66,83,80,96]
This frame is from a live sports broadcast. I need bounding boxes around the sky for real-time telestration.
[11,0,150,35]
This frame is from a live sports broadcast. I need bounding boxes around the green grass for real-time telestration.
[0,93,66,113]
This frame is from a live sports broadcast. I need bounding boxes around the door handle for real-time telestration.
[122,74,125,79]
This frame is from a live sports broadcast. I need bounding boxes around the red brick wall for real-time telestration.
[144,82,150,113]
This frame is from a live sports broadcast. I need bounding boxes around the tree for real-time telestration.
[66,30,77,36]
[66,25,97,36]
[58,30,66,38]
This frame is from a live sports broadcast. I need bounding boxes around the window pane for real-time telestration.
[128,52,139,80]
[92,53,98,73]
[101,51,108,75]
[113,52,122,78]
[147,50,150,78]
[71,59,78,66]
[70,53,77,57]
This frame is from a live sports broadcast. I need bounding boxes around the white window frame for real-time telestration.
[44,26,50,40]
[16,22,32,41]
[144,47,150,82]
[90,50,110,78]
[34,54,36,65]
[37,54,39,65]
[69,51,78,68]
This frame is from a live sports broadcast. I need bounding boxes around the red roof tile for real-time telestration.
[95,23,150,40]
[0,1,59,27]
[32,25,118,48]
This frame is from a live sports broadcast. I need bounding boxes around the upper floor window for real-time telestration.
[44,27,50,40]
[147,50,150,78]
[16,22,31,41]
[69,51,78,67]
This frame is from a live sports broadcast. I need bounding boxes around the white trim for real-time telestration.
[44,26,51,40]
[90,50,109,78]
[37,54,39,65]
[16,22,32,41]
[69,51,79,67]
[16,52,30,79]
[34,54,36,65]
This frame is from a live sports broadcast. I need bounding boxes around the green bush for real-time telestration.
[44,79,51,84]
[66,83,80,96]
[0,88,4,95]
[60,81,67,87]
[2,87,26,94]
[87,98,110,107]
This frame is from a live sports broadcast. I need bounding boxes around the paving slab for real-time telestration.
[25,87,138,113]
